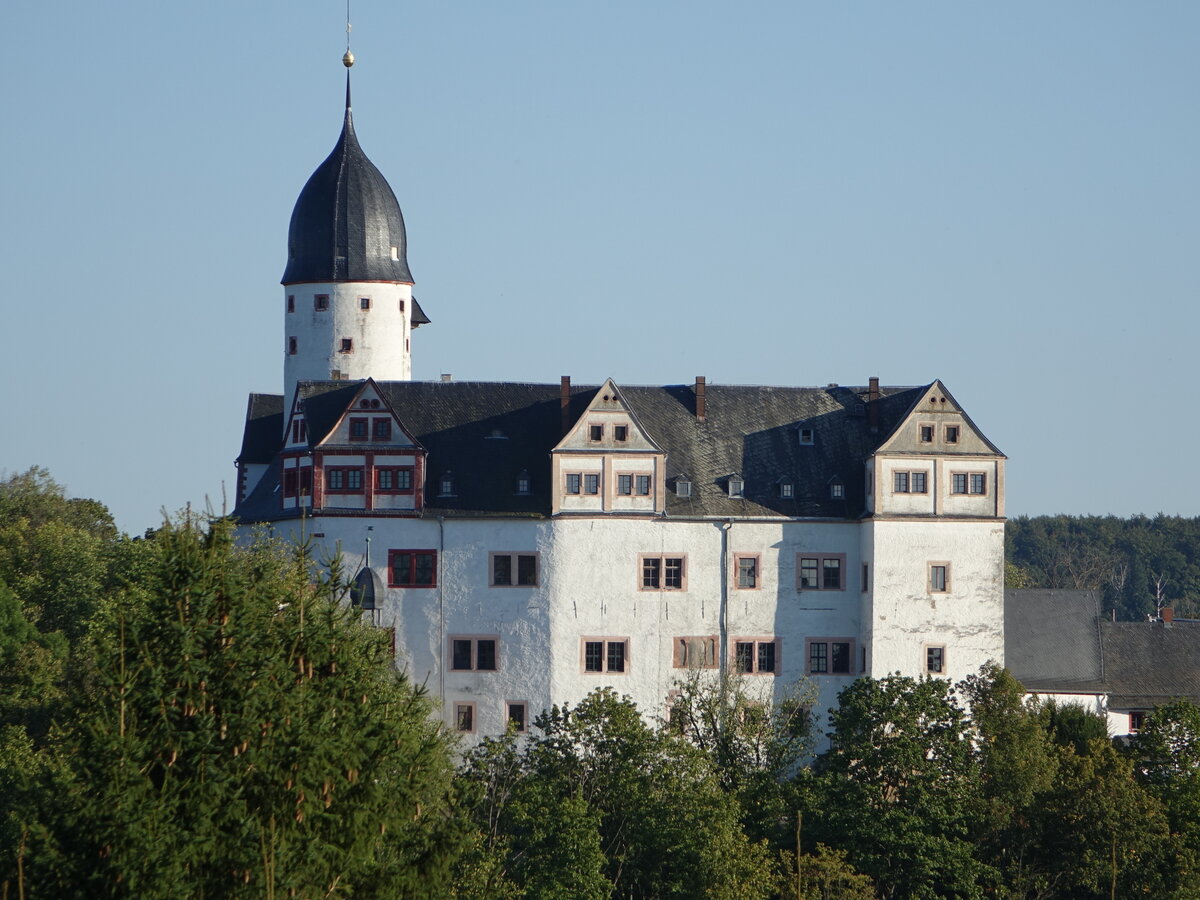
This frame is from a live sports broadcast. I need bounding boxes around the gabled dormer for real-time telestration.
[866,380,1005,519]
[551,378,666,515]
[318,380,421,450]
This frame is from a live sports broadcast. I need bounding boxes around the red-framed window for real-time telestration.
[389,550,437,587]
[373,418,392,440]
[376,467,414,493]
[349,418,369,441]
[326,467,364,493]
[282,468,298,497]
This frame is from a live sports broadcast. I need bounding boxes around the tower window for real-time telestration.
[399,300,406,312]
[391,246,399,261]
[287,295,295,313]
[339,338,353,353]
[287,337,297,355]
[360,297,371,310]
[314,294,329,311]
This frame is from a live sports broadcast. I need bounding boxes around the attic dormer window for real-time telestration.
[614,425,628,442]
[438,472,455,498]
[515,470,532,495]
[779,479,795,499]
[798,426,814,446]
[728,477,744,498]
[829,478,844,500]
[675,477,692,498]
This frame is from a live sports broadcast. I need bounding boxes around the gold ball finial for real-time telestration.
[343,50,355,68]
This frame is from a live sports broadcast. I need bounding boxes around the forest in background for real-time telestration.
[1007,514,1200,621]
[3,468,1200,899]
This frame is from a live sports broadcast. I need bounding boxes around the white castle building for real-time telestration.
[235,66,1007,739]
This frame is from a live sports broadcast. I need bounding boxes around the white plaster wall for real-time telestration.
[877,458,937,516]
[863,518,1004,683]
[283,281,412,406]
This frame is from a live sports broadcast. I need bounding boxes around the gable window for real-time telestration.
[970,473,987,494]
[614,425,628,442]
[617,474,632,496]
[728,477,744,498]
[735,554,759,590]
[349,417,368,441]
[507,701,528,733]
[928,562,950,593]
[450,637,498,671]
[807,639,853,675]
[389,550,437,587]
[798,426,815,446]
[919,424,934,443]
[673,636,718,668]
[926,645,946,674]
[797,553,846,591]
[314,294,329,311]
[640,555,686,591]
[287,337,297,355]
[326,467,364,493]
[583,474,600,495]
[515,470,531,495]
[945,425,960,444]
[566,474,581,495]
[376,467,413,493]
[291,419,307,443]
[454,702,475,733]
[359,296,371,310]
[733,639,779,675]
[372,418,392,440]
[287,295,296,313]
[588,424,603,442]
[491,553,539,587]
[582,638,627,673]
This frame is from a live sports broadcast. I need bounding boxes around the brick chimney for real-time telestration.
[694,376,707,422]
[560,376,571,436]
[867,376,880,430]
[1163,606,1174,624]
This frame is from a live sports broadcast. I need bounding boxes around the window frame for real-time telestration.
[1129,711,1147,733]
[588,423,604,442]
[449,635,500,672]
[919,423,934,443]
[348,417,369,441]
[805,638,855,676]
[580,637,629,674]
[796,553,847,591]
[614,425,628,442]
[506,701,529,734]
[325,466,364,493]
[617,474,633,496]
[388,549,438,588]
[928,561,951,594]
[672,635,719,669]
[490,552,540,587]
[731,637,782,676]
[583,473,600,495]
[969,473,987,495]
[734,553,761,590]
[339,338,354,354]
[314,294,330,311]
[639,554,687,591]
[924,644,946,675]
[565,473,581,494]
[287,336,297,355]
[944,425,960,444]
[635,474,651,496]
[359,296,372,310]
[375,466,413,494]
[453,702,476,733]
[372,418,392,441]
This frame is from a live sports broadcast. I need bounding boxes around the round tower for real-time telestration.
[282,64,428,403]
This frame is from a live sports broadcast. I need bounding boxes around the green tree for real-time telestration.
[16,519,465,899]
[1133,700,1200,897]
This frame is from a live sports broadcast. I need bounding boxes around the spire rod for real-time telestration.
[342,0,355,73]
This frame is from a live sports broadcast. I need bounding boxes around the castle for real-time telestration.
[234,63,1006,739]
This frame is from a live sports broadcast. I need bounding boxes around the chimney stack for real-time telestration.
[1163,606,1175,624]
[695,376,707,422]
[867,376,880,429]
[560,376,571,436]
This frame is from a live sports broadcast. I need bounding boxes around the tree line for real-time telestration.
[1007,514,1200,621]
[3,468,1200,898]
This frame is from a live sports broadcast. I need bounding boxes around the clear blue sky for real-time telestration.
[3,2,1197,534]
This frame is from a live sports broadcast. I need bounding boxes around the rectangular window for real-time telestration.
[282,468,297,496]
[373,418,392,440]
[735,555,759,590]
[639,555,686,591]
[929,563,950,593]
[288,337,297,355]
[861,562,869,592]
[797,554,846,591]
[945,425,960,444]
[314,294,329,311]
[449,637,499,671]
[583,474,600,495]
[582,638,628,673]
[454,702,475,733]
[952,473,968,494]
[780,481,795,499]
[299,468,312,495]
[614,425,628,442]
[1129,711,1146,733]
[339,338,353,353]
[376,467,413,493]
[360,296,371,310]
[912,471,927,493]
[970,473,987,495]
[507,702,528,733]
[325,467,365,493]
[566,474,581,494]
[349,418,368,441]
[919,424,933,443]
[389,550,437,587]
[635,475,651,495]
[673,636,718,669]
[287,295,295,313]
[926,645,945,674]
[798,427,814,445]
[733,638,780,675]
[893,472,909,493]
[617,474,632,495]
[491,553,539,587]
[807,639,853,675]
[588,424,603,442]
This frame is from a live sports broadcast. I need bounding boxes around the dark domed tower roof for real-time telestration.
[282,82,413,285]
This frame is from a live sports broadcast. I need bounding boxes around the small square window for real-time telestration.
[589,424,603,442]
[315,294,329,311]
[676,479,692,498]
[349,418,368,441]
[728,478,744,498]
[614,425,628,442]
[945,425,960,444]
[583,474,600,495]
[779,481,794,499]
[360,297,371,310]
[339,338,353,353]
[798,427,814,446]
[373,418,392,440]
[919,424,933,443]
[829,481,844,499]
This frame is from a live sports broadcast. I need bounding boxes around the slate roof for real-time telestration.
[1006,589,1200,708]
[282,81,414,285]
[237,393,284,465]
[234,379,934,522]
